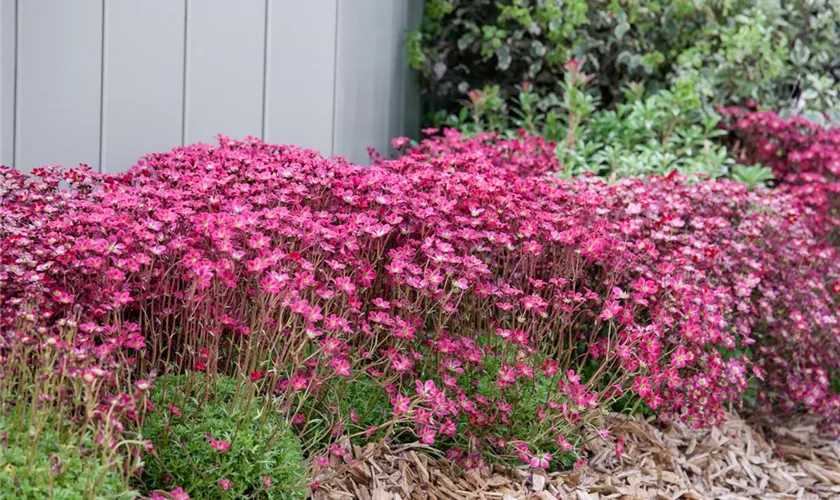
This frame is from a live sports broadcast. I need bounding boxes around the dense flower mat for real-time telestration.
[1,132,839,489]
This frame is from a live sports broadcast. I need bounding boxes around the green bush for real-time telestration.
[410,0,695,119]
[559,80,736,179]
[409,0,840,127]
[139,374,307,500]
[673,0,840,121]
[0,416,132,499]
[444,60,745,181]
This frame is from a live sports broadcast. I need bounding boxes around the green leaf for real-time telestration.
[457,33,475,51]
[801,89,819,101]
[615,21,630,40]
[791,38,811,65]
[801,109,826,126]
[497,45,512,71]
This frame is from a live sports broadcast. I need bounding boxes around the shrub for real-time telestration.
[0,414,132,499]
[577,175,840,435]
[0,137,745,472]
[140,374,307,499]
[675,1,840,121]
[410,0,705,117]
[428,60,739,181]
[121,138,659,467]
[2,126,839,485]
[410,1,840,128]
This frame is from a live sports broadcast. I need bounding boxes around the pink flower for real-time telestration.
[615,437,625,458]
[418,426,436,444]
[440,419,457,438]
[218,478,232,491]
[210,439,231,453]
[529,452,552,469]
[333,276,356,295]
[391,137,410,150]
[330,358,351,377]
[556,434,574,452]
[134,379,151,391]
[632,376,652,398]
[391,394,411,415]
[170,488,190,500]
[496,365,516,388]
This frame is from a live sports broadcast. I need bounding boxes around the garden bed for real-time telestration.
[5,2,840,498]
[315,413,840,500]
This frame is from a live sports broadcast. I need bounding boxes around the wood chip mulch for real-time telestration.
[312,412,840,500]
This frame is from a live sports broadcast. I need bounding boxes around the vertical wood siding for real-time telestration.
[0,0,423,172]
[15,0,103,171]
[1,0,15,167]
[264,0,337,155]
[101,0,186,173]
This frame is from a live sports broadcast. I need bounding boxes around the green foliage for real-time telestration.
[140,374,308,500]
[563,81,736,179]
[338,377,393,444]
[410,0,678,117]
[298,373,396,452]
[729,164,775,189]
[673,0,840,119]
[409,0,840,127]
[442,62,739,180]
[0,415,132,500]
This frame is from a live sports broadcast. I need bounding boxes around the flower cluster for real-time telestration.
[2,126,839,494]
[407,129,840,434]
[0,164,149,480]
[719,106,840,238]
[572,174,840,434]
[395,127,561,178]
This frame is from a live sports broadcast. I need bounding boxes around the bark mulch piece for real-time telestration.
[312,412,840,500]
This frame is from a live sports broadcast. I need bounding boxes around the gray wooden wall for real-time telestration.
[0,0,423,173]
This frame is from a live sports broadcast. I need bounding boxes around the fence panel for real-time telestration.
[1,0,15,167]
[101,0,186,173]
[1,0,422,172]
[264,0,337,155]
[15,0,103,172]
[184,0,266,144]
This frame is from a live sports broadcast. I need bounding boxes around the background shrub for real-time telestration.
[140,374,307,499]
[410,0,840,129]
[410,0,704,118]
[436,59,743,181]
